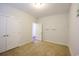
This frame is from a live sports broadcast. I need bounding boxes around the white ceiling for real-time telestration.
[7,3,71,18]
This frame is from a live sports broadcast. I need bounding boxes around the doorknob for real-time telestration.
[3,35,8,37]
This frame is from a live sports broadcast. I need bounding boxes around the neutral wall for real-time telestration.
[0,4,36,46]
[38,14,69,45]
[69,3,79,56]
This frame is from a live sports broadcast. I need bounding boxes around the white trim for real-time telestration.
[68,46,73,56]
[18,40,32,47]
[44,40,69,46]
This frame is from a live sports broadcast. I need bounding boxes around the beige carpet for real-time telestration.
[0,41,70,56]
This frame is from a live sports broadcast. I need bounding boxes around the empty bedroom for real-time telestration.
[0,3,79,56]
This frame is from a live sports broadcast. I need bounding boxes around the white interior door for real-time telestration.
[6,16,20,50]
[0,15,7,53]
[0,15,22,53]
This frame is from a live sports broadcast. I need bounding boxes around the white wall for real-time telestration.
[38,14,69,45]
[0,4,36,46]
[69,3,79,56]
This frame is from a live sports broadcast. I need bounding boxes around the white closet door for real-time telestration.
[0,15,7,53]
[6,16,20,50]
[0,15,21,53]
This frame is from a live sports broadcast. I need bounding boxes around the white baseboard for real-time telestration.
[18,40,32,47]
[68,46,73,56]
[0,40,32,53]
[44,40,69,47]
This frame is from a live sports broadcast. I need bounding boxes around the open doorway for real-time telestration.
[32,22,43,43]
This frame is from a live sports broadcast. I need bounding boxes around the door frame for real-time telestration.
[32,22,43,42]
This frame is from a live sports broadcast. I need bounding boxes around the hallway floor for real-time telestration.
[0,41,70,56]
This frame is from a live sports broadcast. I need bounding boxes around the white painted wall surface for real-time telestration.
[69,3,79,56]
[38,14,69,45]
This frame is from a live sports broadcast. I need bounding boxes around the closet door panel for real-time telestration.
[6,16,21,50]
[0,15,7,53]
